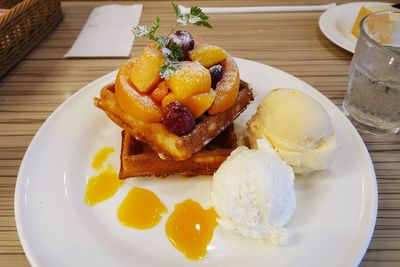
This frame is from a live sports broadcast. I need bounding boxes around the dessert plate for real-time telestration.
[15,58,377,267]
[319,2,392,53]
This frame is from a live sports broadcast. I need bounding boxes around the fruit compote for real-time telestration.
[116,16,241,136]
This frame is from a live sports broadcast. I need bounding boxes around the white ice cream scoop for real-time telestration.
[211,139,296,245]
[247,88,337,174]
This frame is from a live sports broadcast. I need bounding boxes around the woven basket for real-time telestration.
[0,0,62,79]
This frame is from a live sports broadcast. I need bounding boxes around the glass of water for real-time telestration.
[343,11,400,135]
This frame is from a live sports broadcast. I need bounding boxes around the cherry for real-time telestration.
[209,64,224,88]
[168,31,195,59]
[162,101,195,135]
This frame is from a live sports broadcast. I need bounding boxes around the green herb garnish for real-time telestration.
[132,3,211,79]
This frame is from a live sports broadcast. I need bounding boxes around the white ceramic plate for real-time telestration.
[15,58,377,267]
[319,2,392,53]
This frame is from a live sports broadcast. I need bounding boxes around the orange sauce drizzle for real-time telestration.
[85,147,123,206]
[166,199,218,260]
[118,186,167,229]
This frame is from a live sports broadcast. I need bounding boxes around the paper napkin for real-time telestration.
[65,4,143,57]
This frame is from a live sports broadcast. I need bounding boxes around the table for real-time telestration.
[1,1,399,266]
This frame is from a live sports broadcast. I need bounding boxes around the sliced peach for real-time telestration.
[189,44,228,68]
[129,44,164,94]
[151,81,169,104]
[208,57,240,115]
[167,61,211,100]
[182,89,216,118]
[115,59,163,122]
[161,91,179,109]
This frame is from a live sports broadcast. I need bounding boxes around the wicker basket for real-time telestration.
[0,0,62,79]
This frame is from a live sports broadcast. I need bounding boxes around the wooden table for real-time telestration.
[1,1,399,266]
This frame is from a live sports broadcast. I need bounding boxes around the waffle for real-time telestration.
[119,124,237,178]
[94,80,253,161]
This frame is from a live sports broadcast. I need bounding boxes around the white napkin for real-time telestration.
[65,4,143,58]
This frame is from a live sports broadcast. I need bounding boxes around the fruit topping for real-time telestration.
[189,44,228,68]
[132,3,211,79]
[182,89,216,118]
[162,101,195,135]
[151,81,169,104]
[167,61,211,100]
[118,3,240,125]
[208,57,240,115]
[129,44,164,93]
[209,64,224,88]
[168,30,194,59]
[115,59,163,122]
[162,91,179,109]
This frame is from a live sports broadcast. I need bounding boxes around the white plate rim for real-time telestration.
[14,58,378,267]
[14,71,118,267]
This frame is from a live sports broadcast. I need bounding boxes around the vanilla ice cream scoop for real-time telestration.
[211,139,296,245]
[247,88,337,174]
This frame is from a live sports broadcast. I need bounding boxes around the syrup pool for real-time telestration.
[166,199,218,260]
[91,146,114,171]
[85,148,219,260]
[85,147,123,206]
[118,187,167,229]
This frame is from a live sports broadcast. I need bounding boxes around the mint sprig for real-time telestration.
[174,5,212,28]
[132,3,212,79]
[168,42,184,59]
[131,25,149,37]
[149,17,161,40]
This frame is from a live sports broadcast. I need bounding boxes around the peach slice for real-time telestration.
[115,59,163,123]
[167,61,211,100]
[162,91,179,109]
[208,57,240,115]
[182,89,216,118]
[151,81,169,104]
[189,44,228,68]
[129,44,164,94]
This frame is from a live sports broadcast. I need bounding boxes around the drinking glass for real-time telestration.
[343,11,400,134]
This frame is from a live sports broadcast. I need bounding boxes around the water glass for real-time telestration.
[343,11,400,134]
